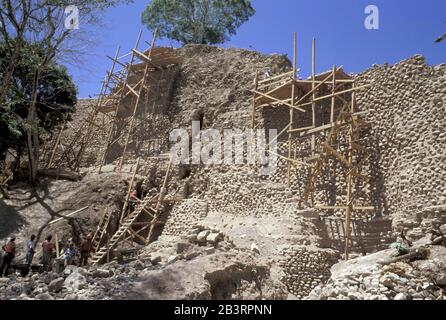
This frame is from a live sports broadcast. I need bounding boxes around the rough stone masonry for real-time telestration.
[1,44,445,300]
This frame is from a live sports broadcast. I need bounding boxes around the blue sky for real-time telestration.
[71,0,446,98]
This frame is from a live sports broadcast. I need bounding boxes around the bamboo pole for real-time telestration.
[257,70,294,84]
[294,84,370,108]
[47,121,66,168]
[251,89,306,112]
[254,78,294,102]
[287,32,297,188]
[311,38,316,154]
[310,38,316,207]
[120,157,141,221]
[344,82,356,260]
[251,71,259,129]
[266,123,290,148]
[48,206,89,226]
[106,234,110,263]
[55,232,60,258]
[331,65,336,123]
[148,157,172,241]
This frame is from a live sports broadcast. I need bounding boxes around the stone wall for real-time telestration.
[356,55,446,235]
[163,199,209,237]
[277,245,339,299]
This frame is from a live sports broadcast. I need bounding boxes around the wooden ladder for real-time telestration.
[90,192,158,265]
[92,208,112,253]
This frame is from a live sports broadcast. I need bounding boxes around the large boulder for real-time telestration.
[197,230,210,243]
[91,268,113,278]
[63,269,87,291]
[48,277,65,293]
[35,292,54,300]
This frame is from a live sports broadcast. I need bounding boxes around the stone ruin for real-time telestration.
[1,32,445,300]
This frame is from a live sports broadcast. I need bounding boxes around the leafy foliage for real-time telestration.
[142,0,255,45]
[0,41,77,160]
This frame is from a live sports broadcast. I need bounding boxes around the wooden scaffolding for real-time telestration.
[44,30,181,173]
[251,33,373,259]
[85,30,182,264]
[90,154,177,265]
[42,31,183,264]
[97,29,181,173]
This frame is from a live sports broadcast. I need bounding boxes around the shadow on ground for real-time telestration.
[0,198,25,238]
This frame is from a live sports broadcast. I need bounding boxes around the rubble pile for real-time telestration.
[308,245,446,300]
[0,228,287,300]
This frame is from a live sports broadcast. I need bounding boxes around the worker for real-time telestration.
[129,189,138,200]
[42,235,55,271]
[390,230,412,256]
[26,234,36,265]
[79,233,93,266]
[0,236,16,277]
[127,189,139,213]
[63,239,77,266]
[400,230,413,247]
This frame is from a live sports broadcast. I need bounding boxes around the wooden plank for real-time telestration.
[288,125,314,133]
[316,205,374,211]
[252,89,306,112]
[268,150,313,167]
[258,71,294,84]
[254,79,294,102]
[295,84,370,109]
[258,76,293,90]
[125,83,140,97]
[132,49,152,62]
[48,206,89,226]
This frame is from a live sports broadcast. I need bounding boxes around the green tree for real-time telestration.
[0,41,76,166]
[0,0,133,183]
[142,0,255,45]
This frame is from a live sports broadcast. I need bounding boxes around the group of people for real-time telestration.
[60,233,93,268]
[0,232,94,277]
